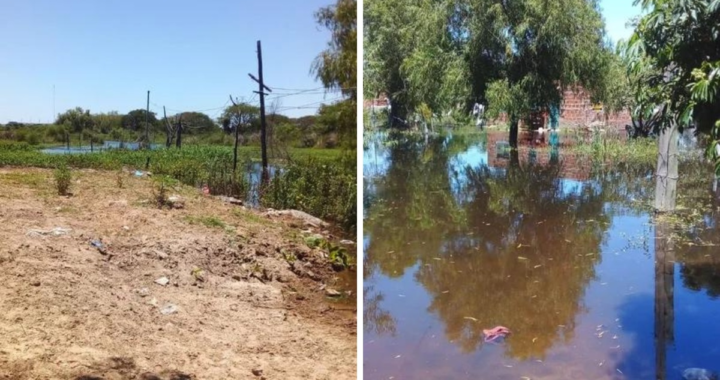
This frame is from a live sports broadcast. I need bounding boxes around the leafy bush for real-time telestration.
[54,165,72,195]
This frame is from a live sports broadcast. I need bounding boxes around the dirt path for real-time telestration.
[0,168,356,380]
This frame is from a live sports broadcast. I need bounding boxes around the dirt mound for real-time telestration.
[0,168,356,380]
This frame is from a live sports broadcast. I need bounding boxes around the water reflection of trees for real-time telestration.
[364,132,720,362]
[417,160,611,359]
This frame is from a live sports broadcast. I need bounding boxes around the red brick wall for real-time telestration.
[363,86,633,130]
[559,88,632,129]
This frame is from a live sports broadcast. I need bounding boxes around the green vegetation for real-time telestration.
[0,0,357,237]
[623,0,720,173]
[54,164,72,196]
[263,154,356,233]
[184,215,227,229]
[311,0,357,148]
[364,0,621,145]
[305,234,354,270]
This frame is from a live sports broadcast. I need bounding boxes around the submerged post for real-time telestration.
[654,122,679,212]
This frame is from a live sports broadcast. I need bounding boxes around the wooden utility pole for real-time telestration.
[248,40,272,183]
[144,90,151,149]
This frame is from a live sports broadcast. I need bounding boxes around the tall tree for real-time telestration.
[365,0,615,136]
[312,0,357,147]
[624,0,720,209]
[56,107,93,133]
[220,103,259,171]
[122,109,158,132]
[481,0,612,148]
[313,0,357,101]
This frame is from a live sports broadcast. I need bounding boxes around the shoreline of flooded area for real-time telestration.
[363,130,720,380]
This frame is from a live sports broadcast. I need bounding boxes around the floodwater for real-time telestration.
[363,130,720,380]
[41,141,164,154]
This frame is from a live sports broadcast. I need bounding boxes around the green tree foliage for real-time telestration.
[365,0,616,138]
[313,0,357,100]
[92,112,123,134]
[121,109,159,131]
[312,0,357,147]
[218,103,260,135]
[315,100,356,148]
[56,107,94,133]
[170,111,216,135]
[624,0,720,169]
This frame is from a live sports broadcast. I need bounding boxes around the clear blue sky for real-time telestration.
[0,0,343,124]
[599,0,642,47]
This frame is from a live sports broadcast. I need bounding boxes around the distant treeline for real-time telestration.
[0,99,353,149]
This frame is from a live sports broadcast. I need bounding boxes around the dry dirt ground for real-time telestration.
[0,168,357,380]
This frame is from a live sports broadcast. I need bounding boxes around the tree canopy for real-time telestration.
[56,107,93,133]
[121,109,159,132]
[218,103,260,135]
[624,0,720,169]
[313,0,357,101]
[365,0,619,134]
[312,0,357,148]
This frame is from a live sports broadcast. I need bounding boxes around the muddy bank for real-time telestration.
[0,168,356,380]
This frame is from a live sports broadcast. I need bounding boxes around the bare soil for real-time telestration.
[0,168,356,380]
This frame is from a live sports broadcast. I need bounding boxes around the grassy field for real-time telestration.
[0,141,356,235]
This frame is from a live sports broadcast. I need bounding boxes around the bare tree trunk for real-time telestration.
[233,124,240,173]
[509,115,519,149]
[654,220,675,380]
[654,122,680,212]
[176,123,182,149]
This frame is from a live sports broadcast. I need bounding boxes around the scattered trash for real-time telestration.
[90,240,108,255]
[160,304,178,315]
[339,240,355,246]
[155,277,170,286]
[134,170,143,177]
[202,185,210,196]
[191,268,205,282]
[325,288,341,297]
[148,297,158,306]
[483,326,511,342]
[167,195,185,209]
[26,227,71,237]
[138,288,149,297]
[463,316,478,322]
[217,195,243,205]
[683,368,714,380]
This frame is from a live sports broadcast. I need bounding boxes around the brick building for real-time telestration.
[364,87,633,130]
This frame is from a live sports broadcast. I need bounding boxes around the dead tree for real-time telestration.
[162,106,184,149]
[227,96,257,173]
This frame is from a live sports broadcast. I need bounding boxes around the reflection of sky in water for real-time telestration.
[363,141,392,203]
[363,133,720,380]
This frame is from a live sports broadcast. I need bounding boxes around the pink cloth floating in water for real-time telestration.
[483,326,511,342]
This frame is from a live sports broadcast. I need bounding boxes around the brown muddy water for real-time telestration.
[363,130,720,380]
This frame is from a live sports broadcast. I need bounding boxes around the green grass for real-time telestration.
[0,142,355,234]
[568,134,658,165]
[184,215,227,229]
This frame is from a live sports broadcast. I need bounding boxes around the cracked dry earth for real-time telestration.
[0,168,357,380]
